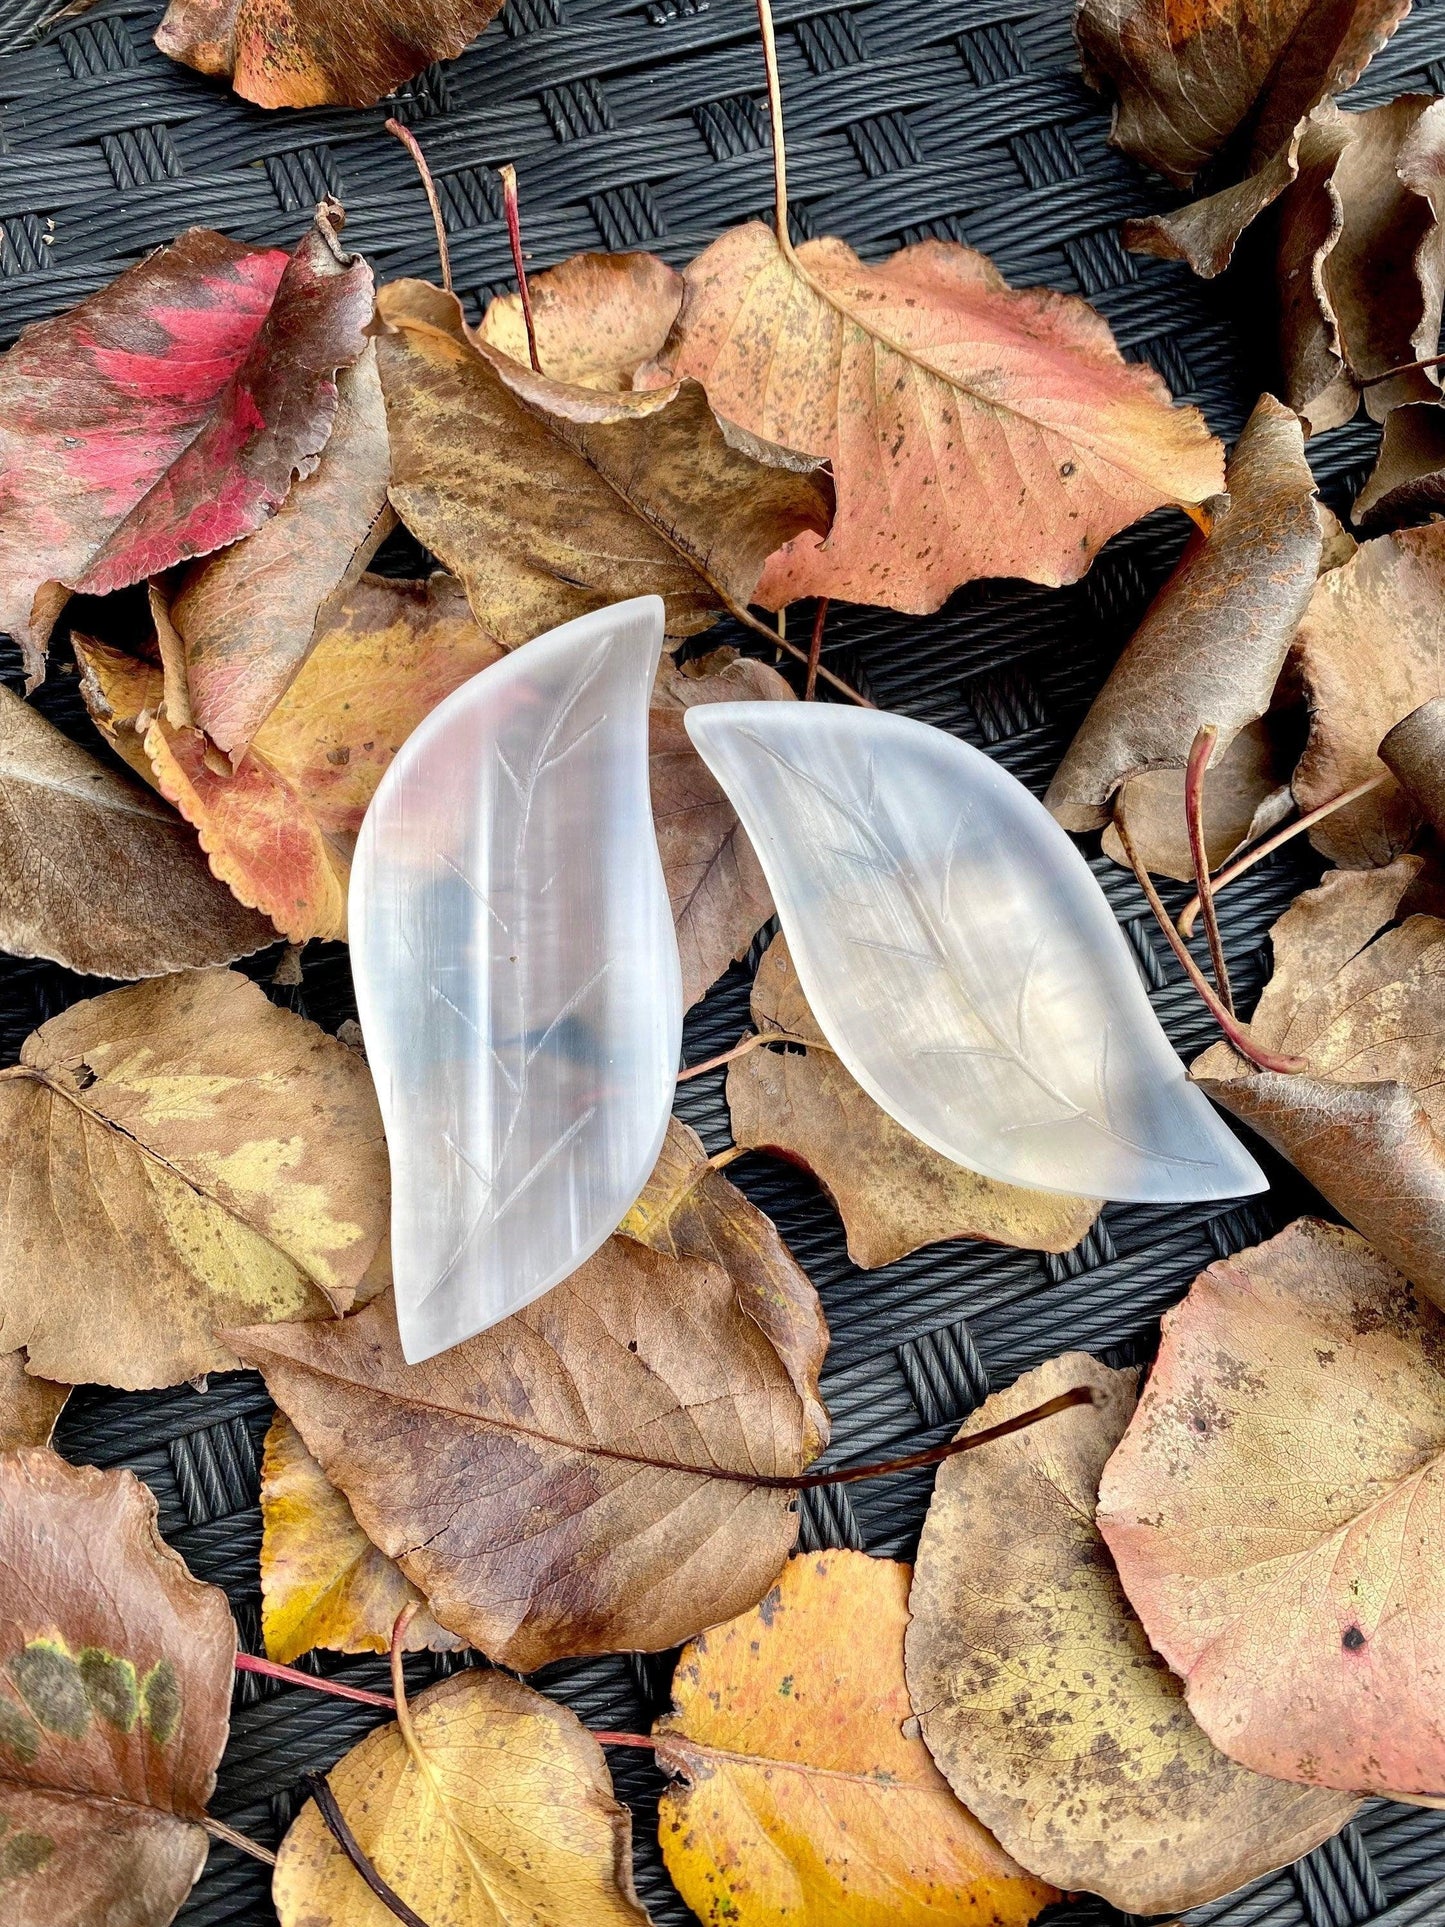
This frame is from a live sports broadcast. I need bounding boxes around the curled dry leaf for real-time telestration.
[1098,1218,1445,1802]
[1045,395,1321,878]
[0,1451,234,1927]
[726,934,1099,1267]
[0,1351,68,1452]
[1195,858,1445,1312]
[0,685,274,977]
[230,1215,828,1669]
[656,1549,1058,1927]
[156,0,504,108]
[259,1411,460,1665]
[904,1354,1357,1913]
[1381,697,1445,838]
[273,1670,648,1926]
[651,651,792,1009]
[375,278,834,646]
[0,969,387,1388]
[478,250,685,391]
[651,225,1223,613]
[78,571,504,943]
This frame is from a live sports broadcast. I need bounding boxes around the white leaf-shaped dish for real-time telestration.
[685,703,1264,1203]
[351,596,682,1361]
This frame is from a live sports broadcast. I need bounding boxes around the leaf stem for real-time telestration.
[591,1729,663,1750]
[389,1608,498,1902]
[385,119,452,294]
[303,1772,432,1927]
[1359,351,1445,387]
[202,1814,277,1867]
[499,165,541,374]
[1176,771,1391,939]
[1113,813,1305,1074]
[805,598,828,701]
[756,0,791,257]
[234,1652,396,1709]
[787,1386,1096,1487]
[734,601,874,707]
[677,1028,833,1082]
[1184,725,1234,1015]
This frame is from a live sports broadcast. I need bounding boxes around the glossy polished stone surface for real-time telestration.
[686,702,1264,1204]
[351,596,682,1361]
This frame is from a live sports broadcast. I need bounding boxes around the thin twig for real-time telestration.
[1184,725,1234,1015]
[304,1773,431,1927]
[676,1028,833,1082]
[234,1652,396,1710]
[592,1730,663,1750]
[499,165,541,374]
[707,1145,746,1171]
[805,598,828,700]
[385,119,451,294]
[1359,351,1445,387]
[202,1815,277,1867]
[1113,814,1304,1074]
[733,601,874,707]
[1176,771,1390,939]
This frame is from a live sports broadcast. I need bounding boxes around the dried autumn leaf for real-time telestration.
[77,571,504,943]
[259,1411,460,1665]
[1195,858,1445,1312]
[1354,397,1445,529]
[0,1451,234,1927]
[0,686,274,977]
[273,1670,647,1926]
[1103,718,1296,883]
[0,1352,67,1452]
[478,250,685,391]
[1045,395,1320,878]
[230,1221,828,1669]
[650,223,1222,613]
[905,1354,1357,1912]
[655,1549,1059,1927]
[1381,697,1445,839]
[651,651,792,1008]
[156,0,505,108]
[726,934,1100,1267]
[1098,1217,1445,1801]
[0,969,387,1388]
[375,278,833,646]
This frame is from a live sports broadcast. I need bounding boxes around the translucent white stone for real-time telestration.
[351,596,682,1362]
[685,702,1264,1204]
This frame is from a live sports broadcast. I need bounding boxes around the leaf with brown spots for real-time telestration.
[654,1549,1059,1927]
[726,934,1100,1267]
[0,969,387,1388]
[477,250,684,392]
[0,1451,234,1927]
[1098,1218,1445,1801]
[905,1353,1357,1912]
[0,1353,67,1453]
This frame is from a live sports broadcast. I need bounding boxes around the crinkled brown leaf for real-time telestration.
[156,0,505,108]
[230,1219,828,1670]
[651,651,792,1009]
[0,1351,67,1452]
[905,1354,1356,1912]
[375,278,834,646]
[1381,697,1445,838]
[0,1451,234,1927]
[0,969,387,1388]
[1354,397,1445,528]
[1098,1218,1445,1801]
[1102,717,1296,882]
[259,1411,461,1665]
[478,250,684,391]
[1196,858,1445,1312]
[1045,395,1319,877]
[0,685,274,977]
[725,934,1099,1267]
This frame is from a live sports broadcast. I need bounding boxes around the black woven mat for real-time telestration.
[4,1,1445,1923]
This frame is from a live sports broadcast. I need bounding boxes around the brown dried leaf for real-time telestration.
[726,934,1099,1267]
[0,1451,234,1927]
[905,1354,1357,1912]
[1101,717,1295,883]
[1354,397,1445,529]
[0,969,388,1388]
[1098,1218,1445,1801]
[1381,698,1445,839]
[0,1351,68,1452]
[375,278,834,646]
[477,250,685,391]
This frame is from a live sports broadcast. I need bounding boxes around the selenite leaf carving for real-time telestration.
[685,705,1264,1203]
[350,597,683,1361]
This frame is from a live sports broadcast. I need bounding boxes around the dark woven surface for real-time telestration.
[3,0,1445,1921]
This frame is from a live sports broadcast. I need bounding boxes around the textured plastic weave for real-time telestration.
[2,0,1444,1921]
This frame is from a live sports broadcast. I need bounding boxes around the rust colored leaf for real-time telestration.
[650,224,1222,613]
[260,1412,461,1666]
[0,685,274,977]
[1098,1217,1445,1801]
[651,650,793,1009]
[229,1221,829,1670]
[726,935,1100,1267]
[156,0,505,109]
[906,1355,1356,1912]
[477,250,684,391]
[375,278,833,646]
[1195,858,1445,1313]
[0,1352,68,1452]
[656,1549,1058,1927]
[1045,395,1321,877]
[0,969,387,1388]
[0,1451,234,1927]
